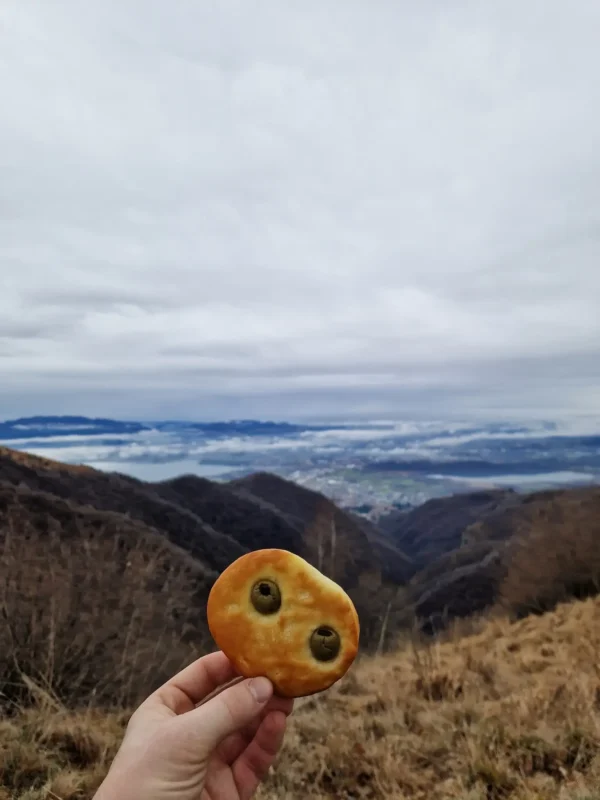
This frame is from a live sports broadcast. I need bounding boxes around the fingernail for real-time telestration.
[249,677,272,703]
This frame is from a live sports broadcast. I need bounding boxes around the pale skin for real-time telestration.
[94,651,294,800]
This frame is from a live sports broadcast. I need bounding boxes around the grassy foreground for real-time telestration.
[3,596,600,799]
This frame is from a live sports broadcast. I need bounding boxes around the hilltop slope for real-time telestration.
[381,488,521,566]
[0,480,214,707]
[0,447,245,572]
[0,448,406,663]
[231,471,413,584]
[0,447,404,588]
[393,483,600,633]
[5,594,600,799]
[151,475,313,569]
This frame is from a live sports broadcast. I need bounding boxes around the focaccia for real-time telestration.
[207,548,360,697]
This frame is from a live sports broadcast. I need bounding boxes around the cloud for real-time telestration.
[1,0,599,420]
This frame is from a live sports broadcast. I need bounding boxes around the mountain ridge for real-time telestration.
[230,471,413,585]
[0,414,352,440]
[3,443,600,652]
[0,446,404,652]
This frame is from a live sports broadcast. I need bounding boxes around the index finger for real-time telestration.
[148,650,240,715]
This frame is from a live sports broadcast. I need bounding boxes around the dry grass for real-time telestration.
[1,491,213,709]
[4,596,600,799]
[0,706,126,799]
[0,447,95,476]
[500,492,600,618]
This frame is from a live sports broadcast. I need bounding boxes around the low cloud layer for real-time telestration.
[1,1,599,420]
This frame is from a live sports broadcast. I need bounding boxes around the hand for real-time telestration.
[94,651,294,800]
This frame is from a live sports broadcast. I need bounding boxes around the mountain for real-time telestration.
[230,471,413,585]
[0,415,149,439]
[0,447,246,573]
[150,473,319,559]
[154,419,346,436]
[0,447,407,587]
[382,484,600,633]
[407,542,505,634]
[0,478,215,707]
[3,441,600,689]
[0,447,410,665]
[380,488,522,567]
[0,414,349,441]
[466,484,600,615]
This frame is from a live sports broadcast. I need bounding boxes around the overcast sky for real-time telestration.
[1,1,599,422]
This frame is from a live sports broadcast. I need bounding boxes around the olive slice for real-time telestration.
[309,626,341,661]
[250,579,281,614]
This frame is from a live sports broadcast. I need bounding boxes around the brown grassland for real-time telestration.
[2,595,600,799]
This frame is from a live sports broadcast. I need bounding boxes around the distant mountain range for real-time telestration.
[156,420,349,436]
[0,415,149,439]
[0,415,350,440]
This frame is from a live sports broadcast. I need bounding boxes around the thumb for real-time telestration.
[182,676,274,748]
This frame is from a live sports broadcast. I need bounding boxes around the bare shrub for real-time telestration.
[500,493,600,617]
[0,491,212,709]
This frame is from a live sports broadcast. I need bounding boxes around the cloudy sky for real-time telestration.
[1,0,599,422]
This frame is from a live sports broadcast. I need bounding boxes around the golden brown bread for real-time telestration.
[207,548,360,697]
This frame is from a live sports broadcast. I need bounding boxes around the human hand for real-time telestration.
[94,651,294,800]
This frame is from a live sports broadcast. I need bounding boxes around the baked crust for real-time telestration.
[207,548,360,697]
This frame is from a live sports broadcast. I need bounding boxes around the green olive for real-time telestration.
[309,626,341,661]
[250,579,281,614]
